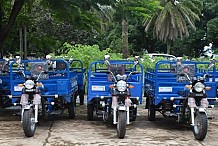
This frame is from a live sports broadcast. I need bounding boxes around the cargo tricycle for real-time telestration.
[87,55,144,138]
[144,59,217,140]
[69,59,86,105]
[9,58,78,137]
[0,59,11,108]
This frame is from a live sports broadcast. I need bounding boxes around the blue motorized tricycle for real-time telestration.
[87,55,144,138]
[69,59,86,105]
[0,59,11,108]
[9,57,78,137]
[144,59,217,140]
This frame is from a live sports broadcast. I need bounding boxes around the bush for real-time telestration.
[56,43,122,69]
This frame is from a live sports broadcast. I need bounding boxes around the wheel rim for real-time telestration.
[194,115,200,135]
[30,113,36,131]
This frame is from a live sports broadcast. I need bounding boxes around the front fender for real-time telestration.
[198,107,206,113]
[22,104,33,110]
[118,106,126,111]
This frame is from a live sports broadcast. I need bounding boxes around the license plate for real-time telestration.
[196,94,203,96]
[14,86,23,91]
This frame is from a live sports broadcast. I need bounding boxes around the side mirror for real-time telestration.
[46,55,52,60]
[15,56,21,64]
[134,56,139,64]
[68,58,73,64]
[104,55,110,61]
[104,55,110,65]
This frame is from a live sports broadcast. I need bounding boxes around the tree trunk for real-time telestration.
[122,18,128,59]
[0,2,3,58]
[167,43,171,54]
[0,0,25,53]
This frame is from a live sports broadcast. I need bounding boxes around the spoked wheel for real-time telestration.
[23,108,36,137]
[193,112,208,141]
[87,103,94,121]
[117,111,126,139]
[148,99,156,121]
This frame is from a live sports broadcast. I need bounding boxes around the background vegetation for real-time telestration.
[0,0,218,69]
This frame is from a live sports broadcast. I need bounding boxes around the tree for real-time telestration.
[112,0,160,58]
[0,0,25,56]
[145,0,203,54]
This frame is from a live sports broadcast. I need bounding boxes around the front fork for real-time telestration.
[20,93,41,123]
[112,96,131,125]
[188,97,208,126]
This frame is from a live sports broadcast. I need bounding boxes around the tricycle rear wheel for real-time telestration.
[87,104,94,120]
[130,108,137,121]
[79,89,85,105]
[148,100,156,121]
[68,102,75,119]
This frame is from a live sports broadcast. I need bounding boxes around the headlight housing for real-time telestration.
[116,80,127,92]
[24,80,35,89]
[194,82,205,92]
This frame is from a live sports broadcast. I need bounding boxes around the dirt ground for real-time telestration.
[0,98,218,146]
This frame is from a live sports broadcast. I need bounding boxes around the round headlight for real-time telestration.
[116,74,127,81]
[194,82,205,92]
[116,80,127,92]
[24,80,35,89]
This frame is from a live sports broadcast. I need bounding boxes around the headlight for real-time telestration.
[194,82,205,92]
[116,80,127,92]
[24,80,35,89]
[116,74,127,81]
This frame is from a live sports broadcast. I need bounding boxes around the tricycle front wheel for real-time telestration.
[23,108,36,137]
[193,112,208,141]
[117,111,126,139]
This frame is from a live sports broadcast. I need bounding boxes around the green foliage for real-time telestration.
[57,43,122,69]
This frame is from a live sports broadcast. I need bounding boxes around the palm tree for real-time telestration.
[112,0,160,58]
[144,0,203,54]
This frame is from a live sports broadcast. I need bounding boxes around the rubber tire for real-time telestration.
[23,108,36,137]
[193,112,208,141]
[73,94,77,107]
[79,90,85,105]
[130,108,137,121]
[41,98,49,120]
[68,102,75,119]
[117,111,126,139]
[148,103,156,121]
[87,104,94,121]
